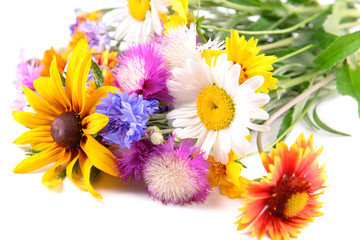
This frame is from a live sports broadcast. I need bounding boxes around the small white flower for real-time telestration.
[160,23,225,69]
[167,53,270,164]
[102,0,169,43]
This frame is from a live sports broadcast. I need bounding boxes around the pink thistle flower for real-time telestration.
[114,42,172,102]
[143,136,211,205]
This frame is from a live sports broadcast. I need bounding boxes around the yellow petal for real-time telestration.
[13,144,65,173]
[66,150,87,191]
[79,155,103,199]
[13,126,54,150]
[226,160,243,187]
[201,49,224,66]
[13,111,53,129]
[33,58,71,111]
[42,150,72,187]
[80,86,119,118]
[81,135,117,177]
[219,177,247,199]
[22,86,60,117]
[82,113,108,135]
[65,40,92,113]
[171,0,188,20]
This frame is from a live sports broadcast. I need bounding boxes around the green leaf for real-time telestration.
[276,107,294,141]
[336,61,360,118]
[56,169,66,180]
[313,105,351,136]
[91,60,104,89]
[90,166,101,182]
[313,29,338,50]
[59,71,66,87]
[304,112,320,130]
[322,0,346,36]
[229,0,269,7]
[313,31,360,70]
[25,149,42,156]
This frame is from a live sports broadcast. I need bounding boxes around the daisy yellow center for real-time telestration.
[283,192,309,218]
[128,0,151,21]
[51,111,83,148]
[268,175,311,219]
[196,85,235,131]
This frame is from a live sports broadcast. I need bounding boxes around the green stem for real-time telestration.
[159,128,175,135]
[220,0,261,12]
[275,44,315,62]
[286,5,329,15]
[343,9,360,19]
[261,90,321,152]
[279,71,319,89]
[339,21,360,29]
[201,7,330,35]
[256,74,334,153]
[150,113,167,120]
[259,37,296,52]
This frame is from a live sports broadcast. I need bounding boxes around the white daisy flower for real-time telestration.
[166,53,270,164]
[102,0,170,43]
[160,23,225,69]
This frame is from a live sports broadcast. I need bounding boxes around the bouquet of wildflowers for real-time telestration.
[11,0,360,239]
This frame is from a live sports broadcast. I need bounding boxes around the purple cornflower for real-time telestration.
[96,91,158,148]
[114,42,172,102]
[116,138,158,182]
[14,50,42,91]
[77,19,111,51]
[143,136,211,205]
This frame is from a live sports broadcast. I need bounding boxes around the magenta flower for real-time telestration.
[143,136,211,205]
[114,42,172,102]
[116,138,158,182]
[14,50,43,91]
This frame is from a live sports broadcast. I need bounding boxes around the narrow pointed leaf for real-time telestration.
[313,105,351,136]
[313,31,360,70]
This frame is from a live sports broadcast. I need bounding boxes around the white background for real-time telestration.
[1,1,359,240]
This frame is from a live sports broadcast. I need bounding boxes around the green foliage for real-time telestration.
[336,62,360,117]
[25,149,42,156]
[313,31,360,70]
[91,60,104,89]
[313,105,351,136]
[276,107,294,141]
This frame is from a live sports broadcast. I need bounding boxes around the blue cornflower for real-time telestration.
[96,91,158,148]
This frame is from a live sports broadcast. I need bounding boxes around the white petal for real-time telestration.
[213,130,231,164]
[249,107,269,120]
[172,117,200,128]
[201,130,217,156]
[240,75,265,91]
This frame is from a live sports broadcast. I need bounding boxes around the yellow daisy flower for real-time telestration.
[163,0,189,34]
[207,152,250,198]
[13,40,118,199]
[201,30,278,93]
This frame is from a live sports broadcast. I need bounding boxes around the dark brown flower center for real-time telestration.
[268,175,311,219]
[51,111,83,148]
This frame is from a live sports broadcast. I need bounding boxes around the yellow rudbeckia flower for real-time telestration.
[13,40,118,199]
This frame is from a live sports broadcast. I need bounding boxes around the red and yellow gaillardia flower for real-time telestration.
[236,134,327,240]
[202,30,278,93]
[13,40,118,199]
